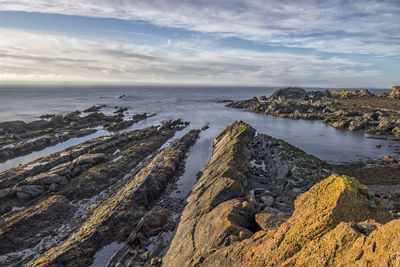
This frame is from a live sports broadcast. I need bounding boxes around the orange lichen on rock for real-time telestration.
[202,175,398,267]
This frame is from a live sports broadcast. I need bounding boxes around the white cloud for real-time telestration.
[0,0,399,56]
[0,28,388,87]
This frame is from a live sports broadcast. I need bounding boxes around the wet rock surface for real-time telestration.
[0,107,151,163]
[0,116,200,266]
[226,87,400,138]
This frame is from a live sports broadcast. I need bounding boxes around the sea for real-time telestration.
[0,85,397,196]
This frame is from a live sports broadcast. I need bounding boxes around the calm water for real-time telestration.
[0,85,397,171]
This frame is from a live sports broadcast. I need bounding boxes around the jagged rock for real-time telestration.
[164,121,256,266]
[199,175,395,267]
[330,89,372,98]
[131,113,147,120]
[354,221,377,235]
[392,126,400,137]
[0,121,26,134]
[25,172,65,185]
[390,85,400,98]
[259,195,274,206]
[227,88,400,138]
[377,119,394,133]
[114,107,128,114]
[40,114,55,119]
[15,185,44,200]
[216,99,234,103]
[136,206,170,237]
[0,188,14,199]
[83,105,106,113]
[269,87,307,100]
[377,92,389,98]
[72,153,106,165]
[201,124,210,130]
[359,89,373,97]
[255,208,290,230]
[0,195,72,255]
[28,129,200,266]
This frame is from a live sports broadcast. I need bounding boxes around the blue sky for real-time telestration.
[0,0,399,87]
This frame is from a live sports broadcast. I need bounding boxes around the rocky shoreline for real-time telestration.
[0,112,201,266]
[0,106,155,163]
[0,106,399,266]
[226,86,400,139]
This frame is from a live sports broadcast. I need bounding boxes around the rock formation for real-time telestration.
[164,121,400,267]
[0,119,200,266]
[226,88,400,138]
[390,85,400,98]
[269,87,307,100]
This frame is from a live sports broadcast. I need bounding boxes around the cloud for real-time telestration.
[0,0,399,56]
[0,28,388,87]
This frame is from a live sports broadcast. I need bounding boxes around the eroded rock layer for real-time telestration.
[0,119,200,266]
[164,121,400,267]
[0,108,153,163]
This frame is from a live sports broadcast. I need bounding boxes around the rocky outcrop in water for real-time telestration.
[269,87,307,100]
[0,109,151,163]
[226,87,400,138]
[0,118,200,266]
[83,104,106,113]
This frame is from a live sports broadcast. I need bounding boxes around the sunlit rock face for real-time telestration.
[164,121,399,267]
[390,85,400,98]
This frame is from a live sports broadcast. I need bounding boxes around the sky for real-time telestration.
[0,0,399,88]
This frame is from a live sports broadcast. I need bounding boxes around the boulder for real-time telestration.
[136,206,170,237]
[390,85,400,98]
[25,173,65,185]
[392,126,400,138]
[269,87,307,100]
[359,89,373,97]
[255,208,291,230]
[16,185,44,200]
[0,121,26,133]
[377,119,394,133]
[72,153,106,166]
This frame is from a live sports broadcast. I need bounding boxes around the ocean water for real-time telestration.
[0,85,397,170]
